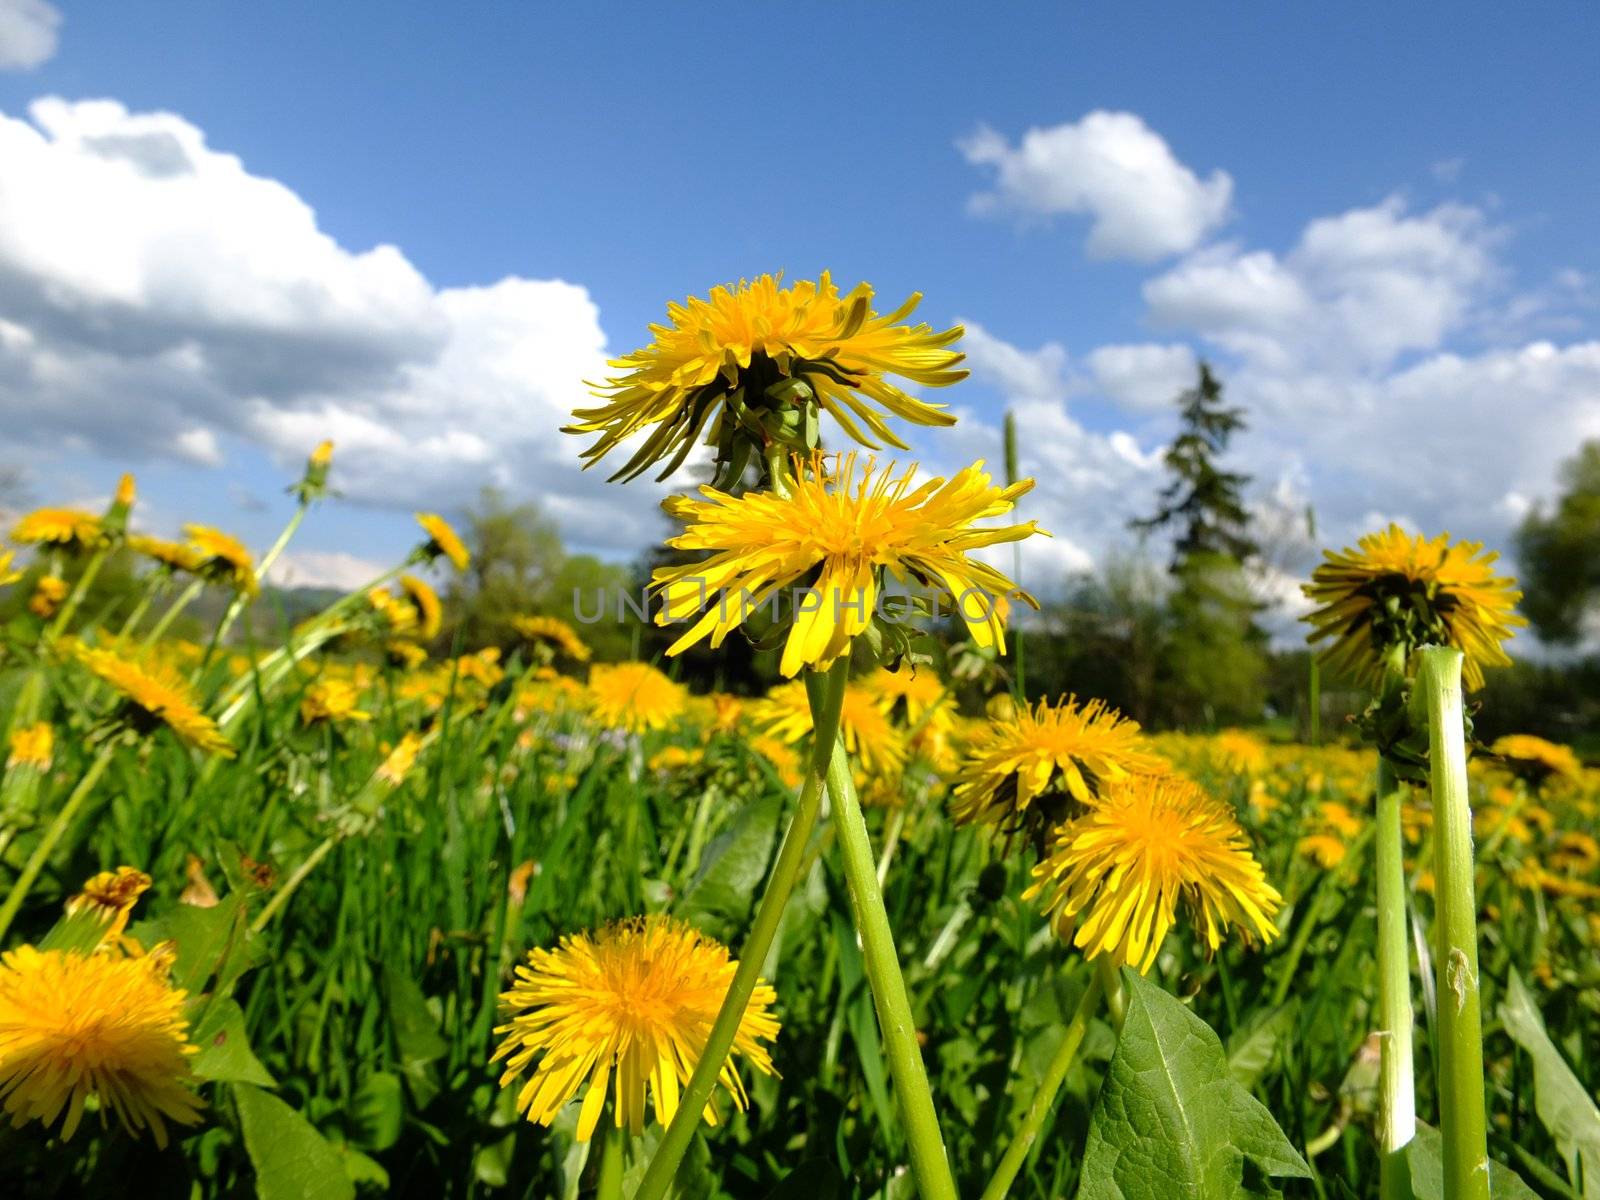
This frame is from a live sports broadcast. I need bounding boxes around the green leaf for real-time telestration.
[674,791,782,939]
[234,1083,356,1200]
[1226,1002,1297,1090]
[1499,970,1600,1193]
[348,1071,403,1152]
[191,997,275,1086]
[382,964,447,1109]
[1077,969,1311,1200]
[129,891,264,997]
[337,1147,389,1192]
[1404,1123,1539,1200]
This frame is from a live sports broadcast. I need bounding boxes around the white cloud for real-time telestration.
[0,0,59,70]
[960,320,1071,405]
[961,111,1232,261]
[264,550,390,592]
[1144,197,1494,373]
[0,98,675,556]
[1087,343,1196,414]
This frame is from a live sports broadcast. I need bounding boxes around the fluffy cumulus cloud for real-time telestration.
[0,98,676,555]
[961,111,1232,261]
[0,0,59,70]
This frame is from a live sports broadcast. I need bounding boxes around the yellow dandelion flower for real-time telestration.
[310,439,334,468]
[1550,831,1600,875]
[10,507,103,553]
[1212,729,1267,775]
[183,524,258,595]
[750,680,908,781]
[387,640,429,671]
[415,512,470,572]
[376,732,425,787]
[454,647,506,689]
[649,746,705,775]
[1301,524,1524,691]
[128,535,202,574]
[567,272,966,481]
[75,645,234,757]
[1297,833,1348,869]
[300,678,370,725]
[66,867,152,942]
[0,549,20,587]
[399,575,444,641]
[0,943,203,1147]
[950,695,1165,841]
[27,576,68,618]
[655,453,1042,678]
[512,614,592,662]
[7,722,54,770]
[587,662,686,735]
[1317,801,1364,838]
[1490,734,1582,787]
[864,662,954,733]
[491,915,779,1140]
[1025,774,1282,973]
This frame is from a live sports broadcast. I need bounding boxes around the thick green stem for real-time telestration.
[980,968,1105,1200]
[825,731,959,1200]
[0,744,115,944]
[632,660,848,1200]
[1418,647,1488,1200]
[1375,754,1417,1199]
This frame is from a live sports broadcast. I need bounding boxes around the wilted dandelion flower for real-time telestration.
[491,915,779,1140]
[567,272,966,481]
[512,614,592,662]
[66,867,152,942]
[1301,525,1524,691]
[27,576,68,618]
[950,696,1164,844]
[129,535,202,574]
[10,508,103,553]
[587,662,686,735]
[300,678,371,725]
[399,575,443,641]
[0,943,203,1146]
[7,722,53,770]
[184,524,258,595]
[415,512,470,571]
[656,453,1041,677]
[1491,734,1581,788]
[1025,774,1281,973]
[76,645,234,757]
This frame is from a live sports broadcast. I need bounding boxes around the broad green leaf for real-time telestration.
[348,1071,403,1152]
[1077,969,1311,1200]
[382,964,447,1109]
[191,997,275,1086]
[129,891,263,997]
[1499,970,1600,1194]
[674,791,782,939]
[234,1083,356,1200]
[1226,1002,1297,1089]
[1404,1122,1539,1200]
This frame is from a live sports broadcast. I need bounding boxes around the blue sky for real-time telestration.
[2,1,1598,605]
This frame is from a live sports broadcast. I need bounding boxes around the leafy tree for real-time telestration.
[1132,362,1258,566]
[1516,440,1600,644]
[1132,362,1267,725]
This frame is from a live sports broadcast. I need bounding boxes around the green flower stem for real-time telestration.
[1375,751,1417,1200]
[874,805,908,886]
[139,578,205,654]
[1417,647,1489,1200]
[632,659,848,1200]
[203,502,310,670]
[250,832,340,933]
[824,730,960,1200]
[980,967,1105,1200]
[1097,955,1127,1029]
[596,1120,625,1200]
[0,743,115,944]
[45,545,109,640]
